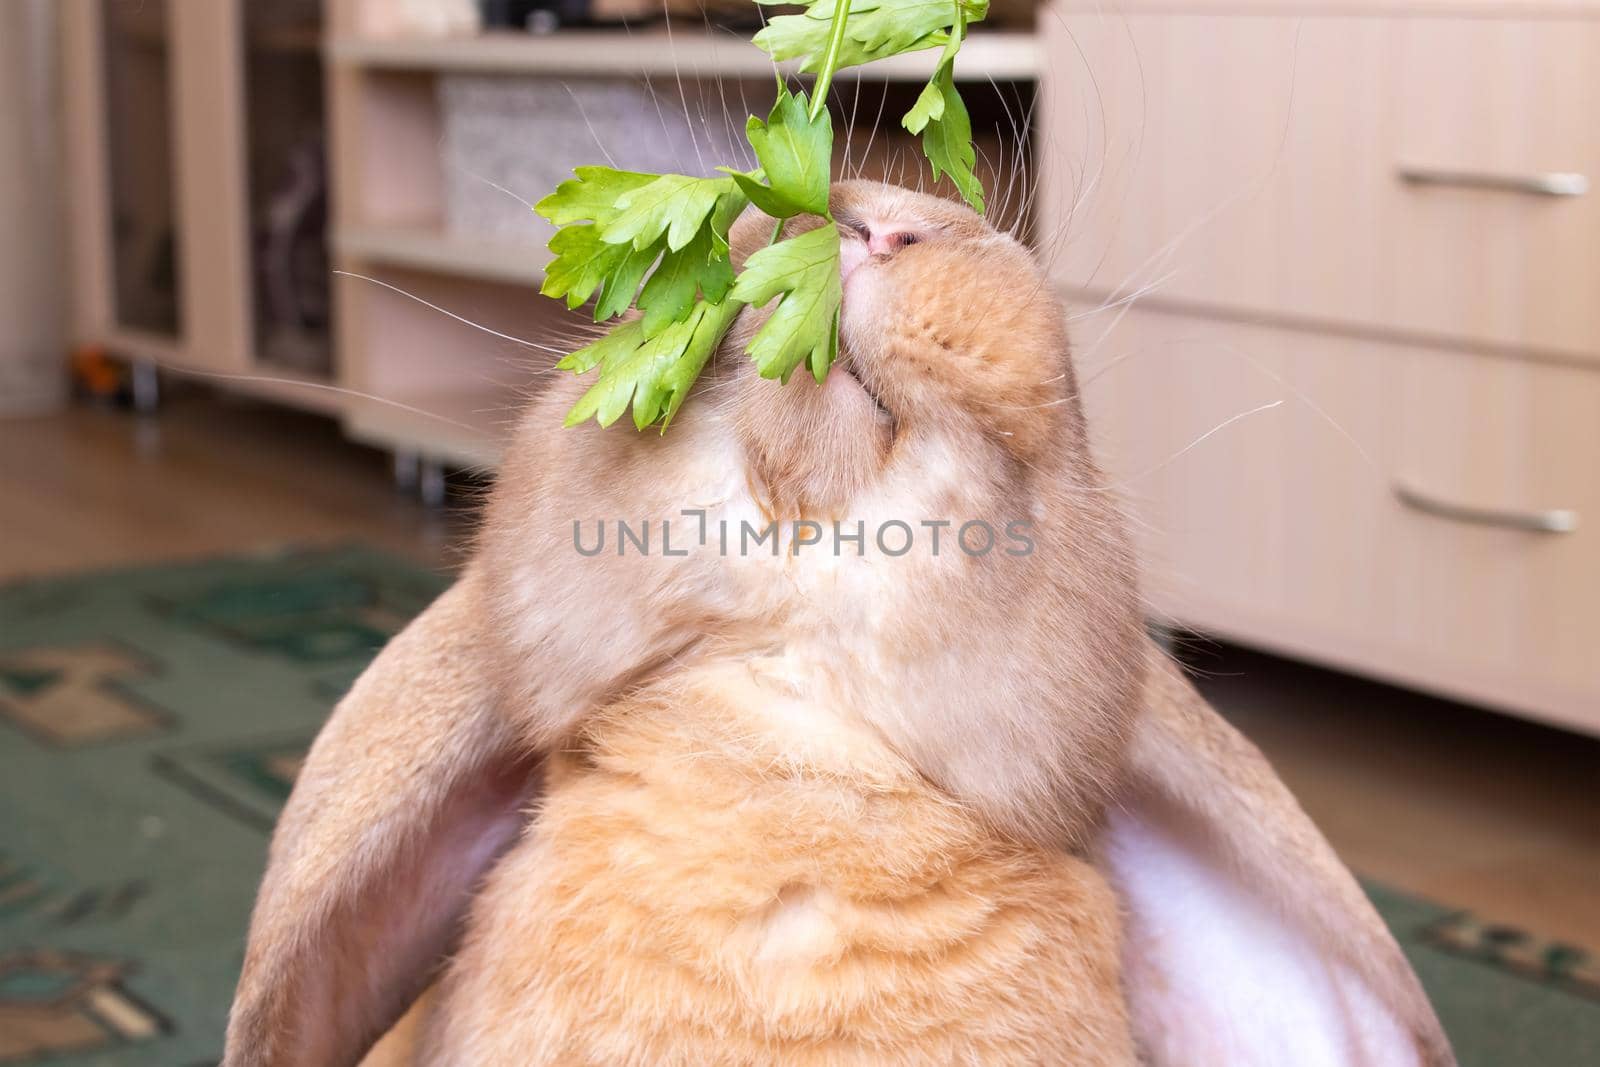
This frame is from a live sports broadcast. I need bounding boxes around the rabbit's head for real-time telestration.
[480,180,1144,847]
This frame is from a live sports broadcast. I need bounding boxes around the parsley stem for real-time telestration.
[940,0,966,68]
[808,0,852,124]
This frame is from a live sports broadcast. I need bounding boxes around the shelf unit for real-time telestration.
[316,3,1041,474]
[59,2,1038,475]
[61,0,343,426]
[327,28,1039,81]
[343,387,517,470]
[62,1,255,382]
[334,223,550,287]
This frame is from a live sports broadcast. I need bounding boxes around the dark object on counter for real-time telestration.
[477,0,778,32]
[481,0,1039,34]
[479,0,599,32]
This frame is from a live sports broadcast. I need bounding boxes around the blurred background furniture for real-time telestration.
[1039,4,1600,734]
[61,0,1035,494]
[321,0,1036,478]
[62,0,334,413]
[0,0,67,416]
[56,0,1595,732]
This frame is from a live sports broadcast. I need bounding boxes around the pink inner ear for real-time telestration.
[233,751,542,1067]
[346,754,543,1034]
[1102,800,1421,1067]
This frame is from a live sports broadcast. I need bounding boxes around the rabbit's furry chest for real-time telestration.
[421,662,1136,1066]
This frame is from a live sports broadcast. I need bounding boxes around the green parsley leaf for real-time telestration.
[902,74,945,134]
[756,0,988,214]
[601,174,737,252]
[708,189,747,258]
[540,225,667,322]
[740,88,833,218]
[728,224,842,384]
[753,0,986,75]
[539,224,633,312]
[593,239,664,321]
[539,166,746,334]
[725,170,801,222]
[560,298,741,430]
[540,0,991,429]
[754,15,930,75]
[844,0,961,58]
[906,61,984,213]
[556,315,635,376]
[636,226,734,336]
[534,166,658,227]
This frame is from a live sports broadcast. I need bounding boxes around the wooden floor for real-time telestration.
[0,386,475,581]
[1186,641,1600,953]
[4,388,1597,952]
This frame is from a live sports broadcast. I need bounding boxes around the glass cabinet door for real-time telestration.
[100,0,182,338]
[242,0,332,376]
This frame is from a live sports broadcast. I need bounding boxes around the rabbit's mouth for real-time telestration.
[836,355,894,428]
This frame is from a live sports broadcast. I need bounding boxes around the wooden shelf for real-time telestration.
[335,224,550,286]
[342,387,519,469]
[327,29,1038,82]
[319,5,1041,474]
[228,363,347,416]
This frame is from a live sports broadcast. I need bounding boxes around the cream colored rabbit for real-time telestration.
[223,182,1453,1066]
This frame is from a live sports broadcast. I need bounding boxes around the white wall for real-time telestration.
[0,0,67,415]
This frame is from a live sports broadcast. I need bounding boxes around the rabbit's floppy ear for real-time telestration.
[223,566,540,1067]
[1101,646,1454,1067]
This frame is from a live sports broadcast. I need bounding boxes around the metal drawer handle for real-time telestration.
[1394,482,1579,534]
[1397,165,1589,198]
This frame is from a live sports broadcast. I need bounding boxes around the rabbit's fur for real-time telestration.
[428,663,1133,1064]
[225,183,1453,1067]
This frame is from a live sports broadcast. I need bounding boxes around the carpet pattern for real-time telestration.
[0,546,1594,1065]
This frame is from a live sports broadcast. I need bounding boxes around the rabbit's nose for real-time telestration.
[864,228,919,255]
[841,224,920,282]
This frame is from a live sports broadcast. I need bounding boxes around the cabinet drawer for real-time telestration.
[1042,11,1600,362]
[1076,306,1600,731]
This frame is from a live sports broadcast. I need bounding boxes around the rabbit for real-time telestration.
[222,181,1454,1067]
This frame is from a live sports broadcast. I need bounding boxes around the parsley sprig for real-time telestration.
[535,0,988,429]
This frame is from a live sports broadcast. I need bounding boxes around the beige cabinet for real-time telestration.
[64,0,245,374]
[61,0,338,408]
[1075,307,1599,731]
[1043,11,1600,361]
[1041,4,1600,732]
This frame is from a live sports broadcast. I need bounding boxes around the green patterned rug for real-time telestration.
[0,546,1595,1065]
